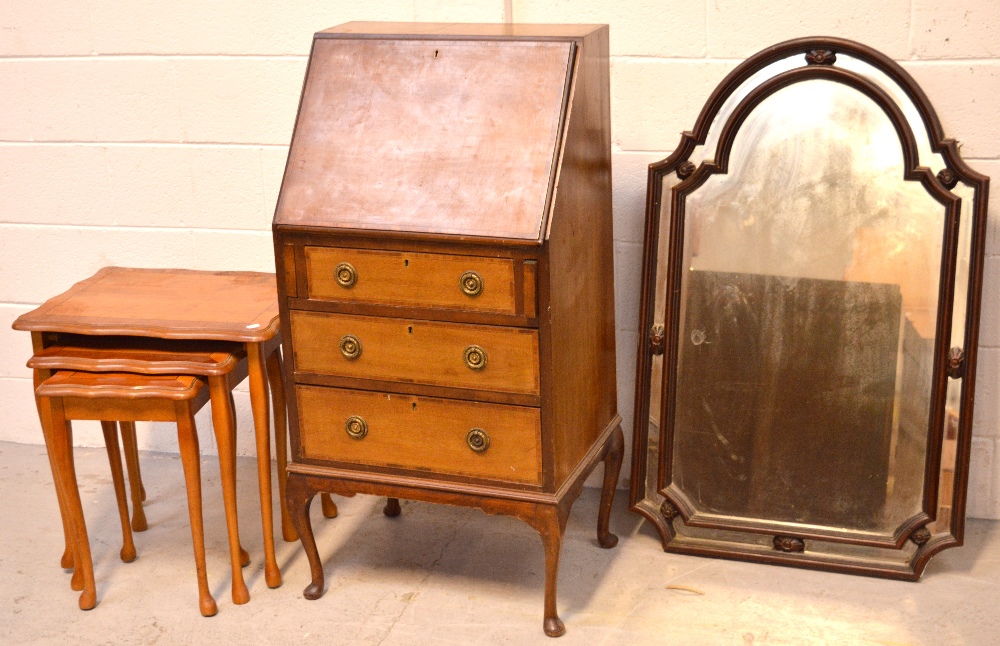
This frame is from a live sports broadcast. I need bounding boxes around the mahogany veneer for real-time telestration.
[273,22,622,637]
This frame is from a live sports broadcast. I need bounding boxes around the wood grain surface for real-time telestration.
[12,267,280,342]
[305,246,517,313]
[296,385,542,484]
[36,371,206,401]
[273,24,618,637]
[542,26,617,488]
[320,22,605,38]
[290,310,540,395]
[28,336,245,376]
[274,37,572,239]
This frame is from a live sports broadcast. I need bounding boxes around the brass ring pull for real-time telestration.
[345,415,368,440]
[335,262,357,288]
[463,345,487,370]
[339,334,362,360]
[460,271,483,297]
[466,428,490,453]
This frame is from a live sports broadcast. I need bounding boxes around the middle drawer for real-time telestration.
[290,310,540,396]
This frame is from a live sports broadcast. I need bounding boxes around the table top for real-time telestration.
[13,267,280,343]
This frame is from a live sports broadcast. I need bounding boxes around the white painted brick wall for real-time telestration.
[2,1,999,519]
[705,0,912,59]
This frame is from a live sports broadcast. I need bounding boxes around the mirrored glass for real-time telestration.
[669,80,947,536]
[838,55,946,173]
[690,56,801,166]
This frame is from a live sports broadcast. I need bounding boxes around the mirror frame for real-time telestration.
[629,37,990,579]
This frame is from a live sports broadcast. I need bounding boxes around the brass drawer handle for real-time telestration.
[466,428,490,453]
[345,415,368,440]
[339,334,362,360]
[335,262,357,288]
[460,271,483,297]
[463,345,487,370]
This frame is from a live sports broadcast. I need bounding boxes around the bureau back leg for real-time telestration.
[321,493,338,518]
[287,474,325,600]
[597,424,624,549]
[383,498,401,517]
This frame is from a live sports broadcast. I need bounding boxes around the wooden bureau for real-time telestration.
[272,22,622,637]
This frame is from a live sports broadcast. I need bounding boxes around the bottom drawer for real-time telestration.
[296,385,542,485]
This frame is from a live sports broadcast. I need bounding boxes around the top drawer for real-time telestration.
[305,246,516,314]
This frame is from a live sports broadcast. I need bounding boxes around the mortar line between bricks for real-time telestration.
[610,55,743,63]
[607,55,1000,65]
[0,222,271,234]
[0,54,309,62]
[901,58,1000,65]
[0,141,289,149]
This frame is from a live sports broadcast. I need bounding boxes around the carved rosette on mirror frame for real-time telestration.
[630,37,989,580]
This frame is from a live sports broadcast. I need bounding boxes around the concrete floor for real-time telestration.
[2,440,999,645]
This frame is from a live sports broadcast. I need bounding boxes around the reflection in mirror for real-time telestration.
[689,56,800,167]
[630,38,989,580]
[838,55,945,173]
[670,80,944,535]
[932,181,975,536]
[645,173,684,504]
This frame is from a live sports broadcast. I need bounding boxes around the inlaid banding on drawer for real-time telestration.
[291,311,540,395]
[305,246,517,313]
[296,385,542,485]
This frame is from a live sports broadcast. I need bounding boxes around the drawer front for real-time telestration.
[297,385,542,485]
[305,246,517,314]
[290,311,540,395]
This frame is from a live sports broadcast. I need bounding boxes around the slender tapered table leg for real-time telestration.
[208,376,250,605]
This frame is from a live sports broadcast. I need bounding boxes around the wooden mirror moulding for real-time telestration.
[629,37,989,579]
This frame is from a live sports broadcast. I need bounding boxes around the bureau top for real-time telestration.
[317,22,605,39]
[273,23,607,242]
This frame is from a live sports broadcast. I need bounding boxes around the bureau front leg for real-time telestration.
[286,473,325,600]
[529,504,569,638]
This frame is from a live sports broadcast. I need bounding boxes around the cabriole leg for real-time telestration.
[598,425,624,549]
[101,421,136,563]
[119,421,148,530]
[209,377,250,605]
[176,403,218,617]
[533,505,568,638]
[248,343,281,588]
[287,475,324,600]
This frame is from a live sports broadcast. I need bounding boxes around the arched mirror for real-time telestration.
[630,37,989,578]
